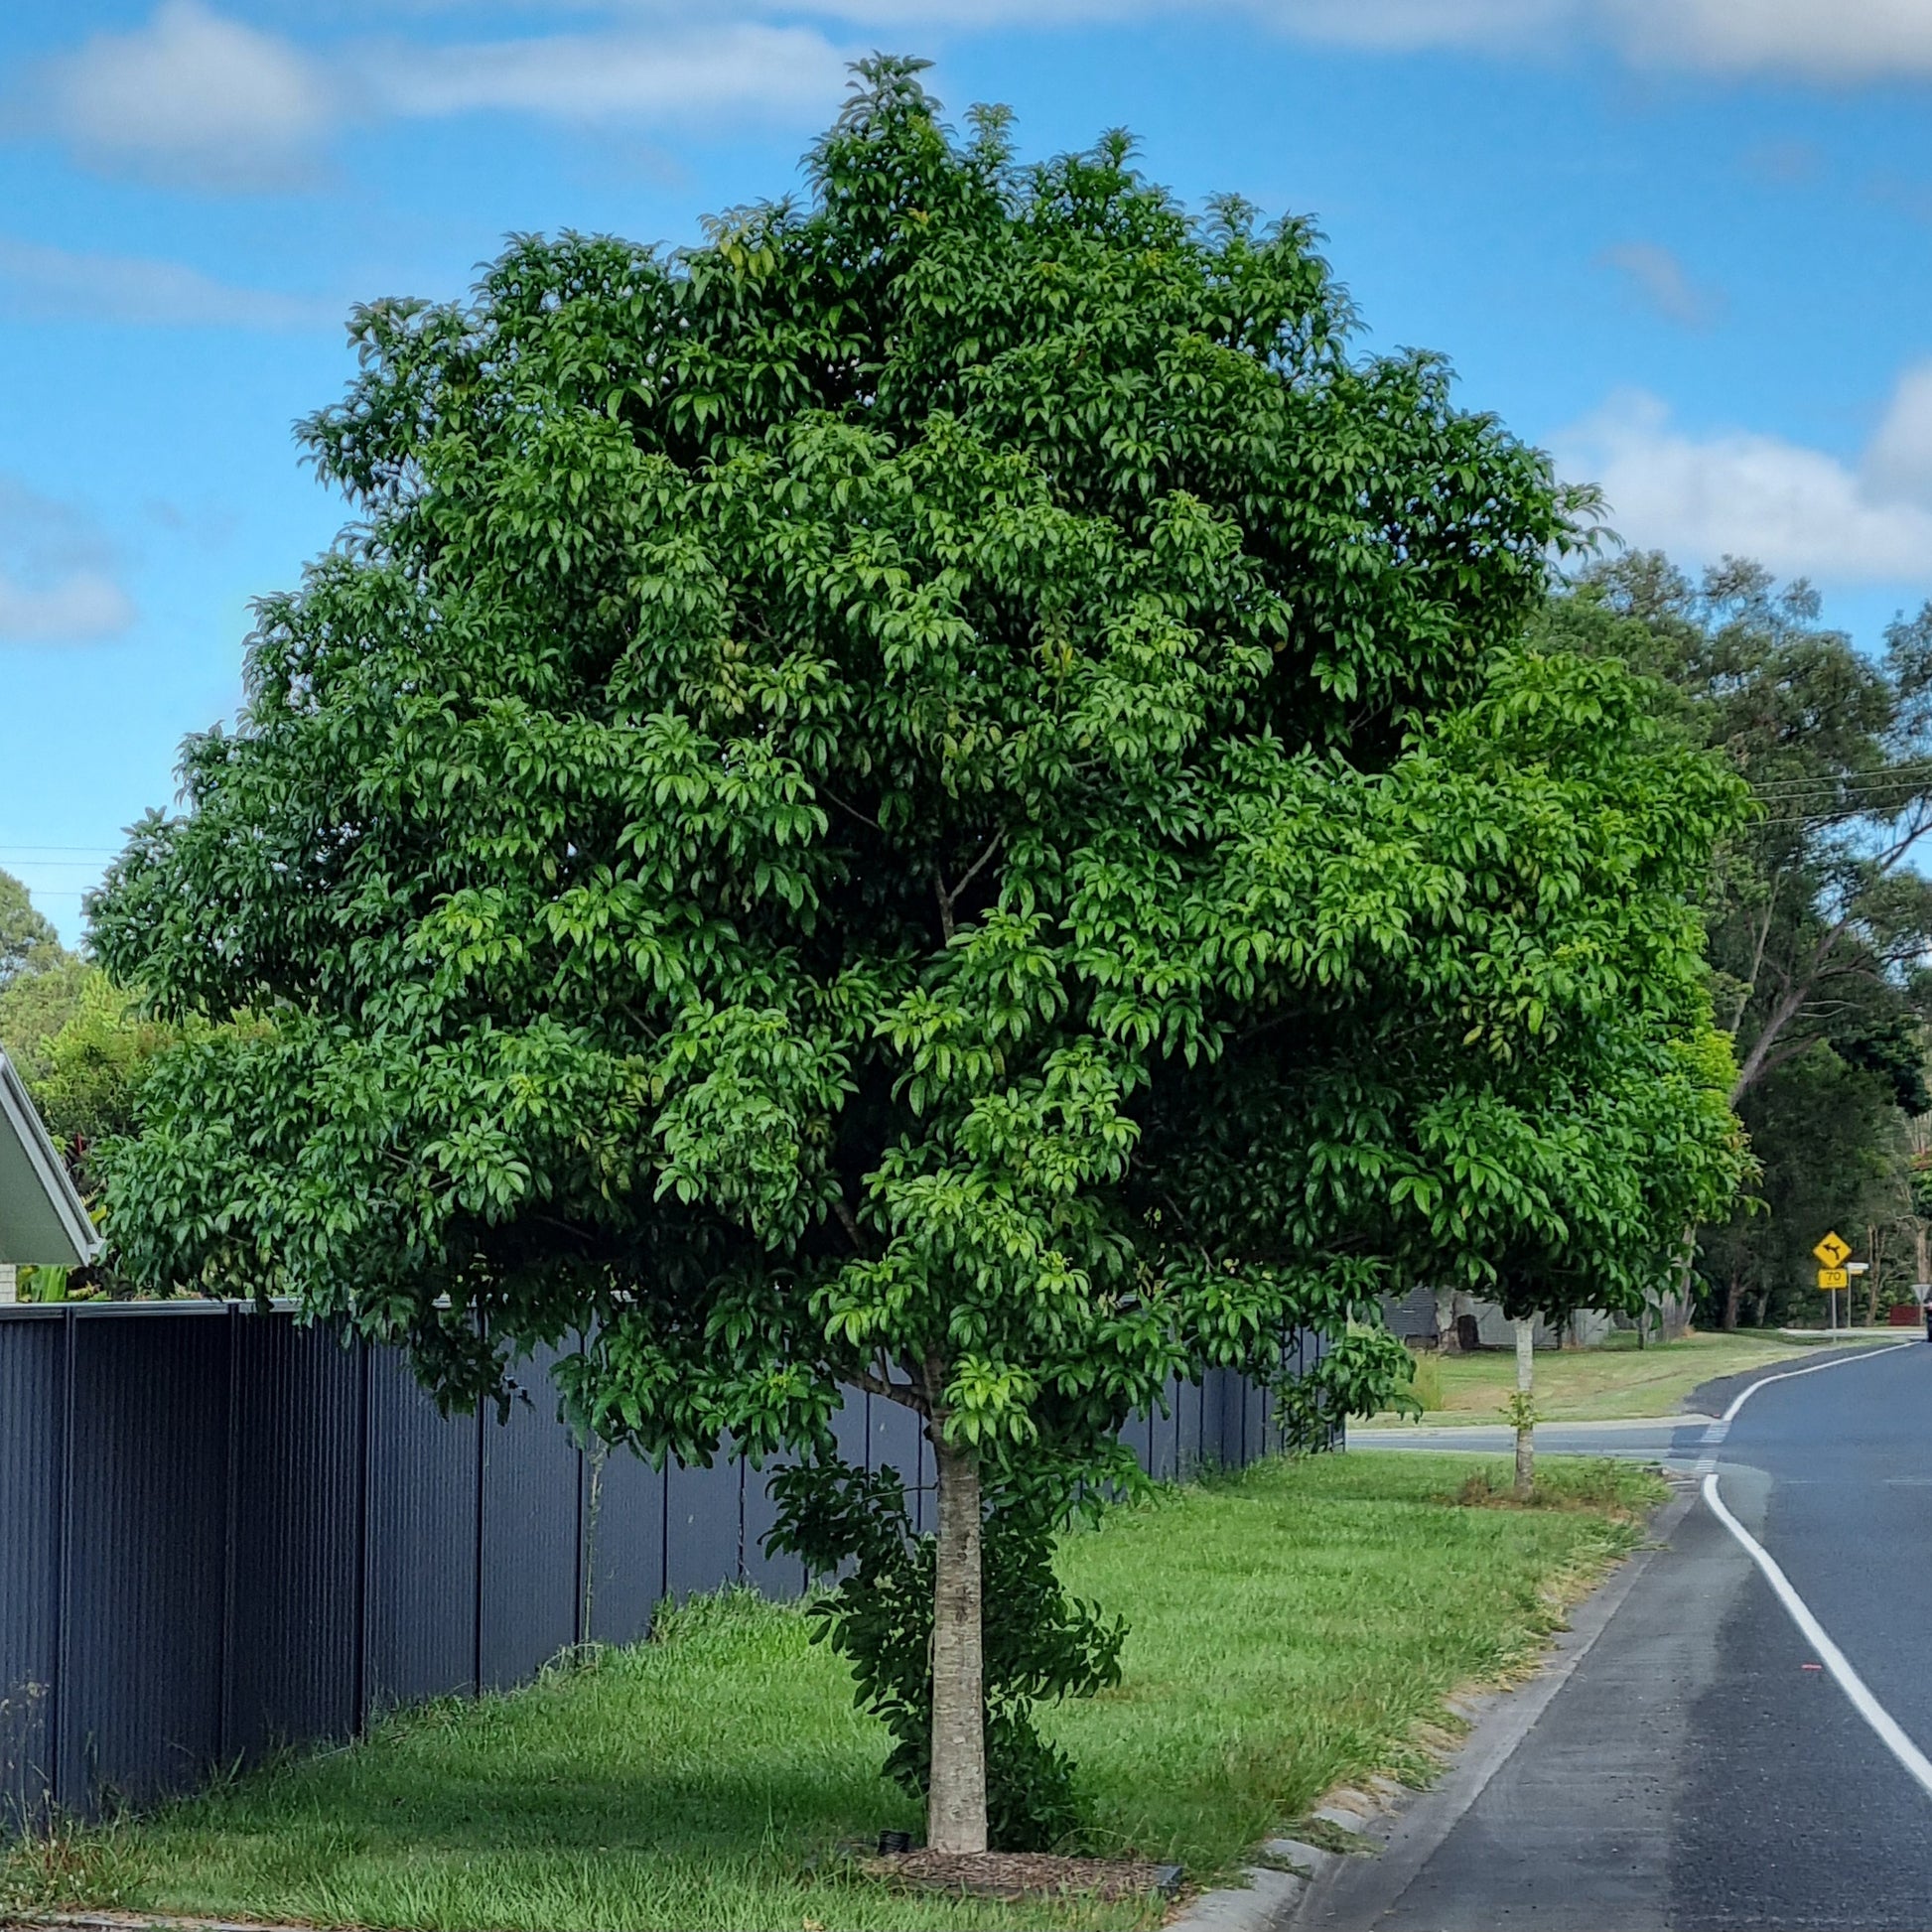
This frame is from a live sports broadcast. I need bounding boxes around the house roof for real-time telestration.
[0,1048,100,1267]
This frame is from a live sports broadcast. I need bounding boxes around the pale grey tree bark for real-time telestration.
[1512,1315,1536,1502]
[927,1436,988,1853]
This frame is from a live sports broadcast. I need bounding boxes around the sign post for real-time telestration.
[1845,1260,1870,1331]
[1815,1233,1854,1335]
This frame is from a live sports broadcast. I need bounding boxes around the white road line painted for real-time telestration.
[1720,1340,1914,1424]
[1703,1472,1932,1802]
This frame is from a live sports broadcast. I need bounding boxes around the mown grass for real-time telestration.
[1380,1327,1904,1425]
[8,1453,1664,1932]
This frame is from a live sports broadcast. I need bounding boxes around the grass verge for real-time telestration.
[1377,1328,1903,1425]
[5,1453,1664,1932]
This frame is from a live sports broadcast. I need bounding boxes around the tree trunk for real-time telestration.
[1728,980,1811,1108]
[1722,1267,1744,1333]
[1512,1315,1535,1503]
[1434,1289,1459,1354]
[1669,1225,1696,1334]
[927,1436,987,1855]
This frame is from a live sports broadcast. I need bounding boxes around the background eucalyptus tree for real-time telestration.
[1549,555,1932,1329]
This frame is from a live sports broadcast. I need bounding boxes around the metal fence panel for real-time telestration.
[1206,1366,1246,1469]
[741,1455,804,1601]
[583,1445,664,1647]
[663,1456,743,1605]
[363,1348,478,1712]
[868,1395,922,1487]
[1171,1375,1204,1480]
[480,1358,583,1690]
[1149,1377,1181,1484]
[0,1303,1324,1826]
[0,1312,62,1830]
[226,1314,361,1760]
[61,1311,228,1813]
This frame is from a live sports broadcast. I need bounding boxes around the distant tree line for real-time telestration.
[0,869,185,1296]
[1547,553,1932,1329]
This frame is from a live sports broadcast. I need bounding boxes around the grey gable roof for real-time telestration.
[0,1047,101,1267]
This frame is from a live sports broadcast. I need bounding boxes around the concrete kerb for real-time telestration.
[1165,1835,1343,1932]
[1349,1411,1716,1438]
[1167,1481,1697,1932]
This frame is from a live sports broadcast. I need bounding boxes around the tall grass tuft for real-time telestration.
[1407,1347,1446,1413]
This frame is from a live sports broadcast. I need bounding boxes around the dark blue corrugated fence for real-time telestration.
[0,1302,1319,1829]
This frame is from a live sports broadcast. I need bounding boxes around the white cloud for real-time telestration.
[782,0,1932,75]
[1864,362,1932,503]
[1605,0,1932,81]
[0,574,138,647]
[364,22,850,123]
[0,236,337,331]
[1250,0,1570,50]
[812,0,1569,38]
[1556,373,1932,584]
[1596,241,1725,329]
[25,0,1932,202]
[39,0,338,191]
[26,4,851,192]
[0,480,136,648]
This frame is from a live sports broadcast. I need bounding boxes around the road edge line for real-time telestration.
[1702,1471,1932,1801]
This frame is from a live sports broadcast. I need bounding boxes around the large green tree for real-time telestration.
[91,65,1742,1850]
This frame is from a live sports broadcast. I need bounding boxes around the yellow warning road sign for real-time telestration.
[1814,1232,1852,1268]
[1818,1267,1849,1291]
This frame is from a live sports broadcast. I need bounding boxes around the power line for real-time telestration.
[0,844,120,855]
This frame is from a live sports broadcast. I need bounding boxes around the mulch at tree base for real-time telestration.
[861,1851,1181,1902]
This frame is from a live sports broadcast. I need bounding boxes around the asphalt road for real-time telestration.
[1312,1340,1932,1932]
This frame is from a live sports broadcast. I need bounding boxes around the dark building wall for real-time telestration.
[0,1303,1323,1827]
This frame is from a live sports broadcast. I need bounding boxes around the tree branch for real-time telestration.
[933,827,1005,947]
[830,1191,869,1256]
[1748,1035,1826,1089]
[951,827,1006,903]
[1734,879,1780,1033]
[1731,975,1812,1105]
[821,787,882,834]
[850,1365,928,1415]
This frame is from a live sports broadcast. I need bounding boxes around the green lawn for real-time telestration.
[8,1454,1663,1932]
[1389,1328,1907,1425]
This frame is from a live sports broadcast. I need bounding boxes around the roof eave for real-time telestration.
[0,1047,103,1267]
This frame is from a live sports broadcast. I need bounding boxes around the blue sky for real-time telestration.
[6,0,1932,942]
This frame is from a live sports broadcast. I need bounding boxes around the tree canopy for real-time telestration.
[90,63,1746,1848]
[0,867,64,991]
